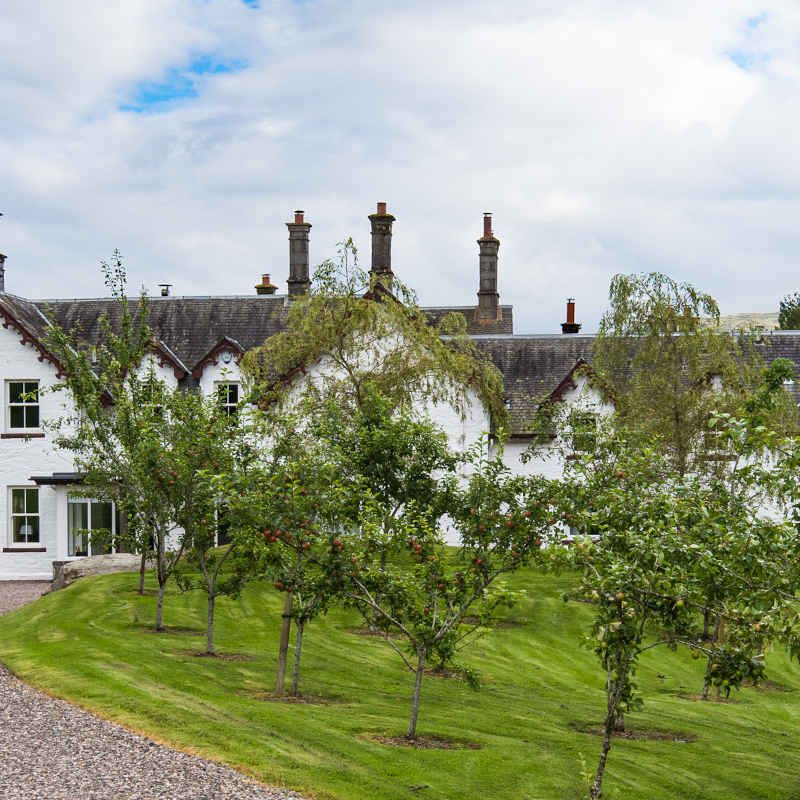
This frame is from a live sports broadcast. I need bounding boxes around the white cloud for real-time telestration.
[1,0,799,333]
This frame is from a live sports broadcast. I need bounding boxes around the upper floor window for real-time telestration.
[10,487,39,544]
[7,381,40,431]
[216,382,239,417]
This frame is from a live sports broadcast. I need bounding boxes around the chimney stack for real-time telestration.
[0,254,5,293]
[369,201,396,292]
[561,298,581,334]
[255,273,278,295]
[476,212,500,322]
[286,210,311,297]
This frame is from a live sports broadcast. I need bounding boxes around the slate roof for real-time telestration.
[471,331,800,435]
[473,335,596,435]
[0,293,66,374]
[4,290,800,437]
[752,331,800,404]
[27,296,513,371]
[33,296,288,372]
[0,293,52,340]
[424,306,514,335]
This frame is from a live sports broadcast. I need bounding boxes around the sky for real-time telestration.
[1,0,799,334]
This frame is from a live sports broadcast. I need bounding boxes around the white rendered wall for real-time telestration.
[137,354,181,389]
[497,374,613,540]
[420,388,490,457]
[502,374,612,475]
[196,356,241,398]
[0,324,76,578]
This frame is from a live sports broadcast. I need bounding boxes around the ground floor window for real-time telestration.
[68,499,118,557]
[10,487,39,544]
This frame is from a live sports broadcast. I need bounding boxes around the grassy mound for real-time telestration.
[0,571,798,799]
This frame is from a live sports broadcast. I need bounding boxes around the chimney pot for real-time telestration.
[294,210,304,224]
[256,273,278,295]
[483,212,493,238]
[0,253,5,294]
[377,201,387,215]
[561,298,581,334]
[158,283,172,297]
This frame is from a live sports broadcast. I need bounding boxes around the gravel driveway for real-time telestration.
[0,583,308,800]
[0,580,49,614]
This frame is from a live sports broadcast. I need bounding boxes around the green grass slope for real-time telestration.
[1,571,800,800]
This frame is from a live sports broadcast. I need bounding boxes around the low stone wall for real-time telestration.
[51,554,144,591]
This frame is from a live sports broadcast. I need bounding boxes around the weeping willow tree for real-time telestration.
[240,238,507,694]
[241,238,506,425]
[592,272,796,474]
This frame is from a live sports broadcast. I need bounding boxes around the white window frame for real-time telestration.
[9,486,40,547]
[216,381,240,417]
[6,380,41,433]
[67,497,118,558]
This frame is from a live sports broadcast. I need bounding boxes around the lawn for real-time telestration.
[1,570,800,799]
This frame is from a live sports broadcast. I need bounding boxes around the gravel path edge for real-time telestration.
[0,582,310,800]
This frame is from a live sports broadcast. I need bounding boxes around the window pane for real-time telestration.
[68,501,88,531]
[9,407,24,428]
[13,516,39,543]
[8,383,23,403]
[91,533,112,555]
[218,383,239,405]
[69,530,88,557]
[68,501,89,557]
[25,406,40,428]
[11,489,25,514]
[113,507,127,552]
[24,382,38,401]
[91,502,113,531]
[25,489,38,514]
[90,502,113,554]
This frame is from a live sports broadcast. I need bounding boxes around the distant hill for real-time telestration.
[716,312,779,331]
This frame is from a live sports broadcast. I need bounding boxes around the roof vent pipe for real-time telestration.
[561,298,581,334]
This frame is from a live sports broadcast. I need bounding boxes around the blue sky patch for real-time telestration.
[727,48,769,72]
[120,56,248,113]
[726,13,769,72]
[746,13,768,30]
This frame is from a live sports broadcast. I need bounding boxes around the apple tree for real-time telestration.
[345,444,563,740]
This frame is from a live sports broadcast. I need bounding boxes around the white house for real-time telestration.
[0,204,796,579]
